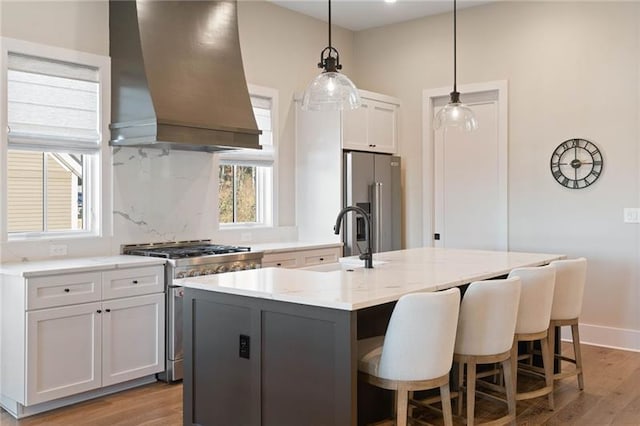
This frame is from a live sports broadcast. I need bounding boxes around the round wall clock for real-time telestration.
[550,138,603,189]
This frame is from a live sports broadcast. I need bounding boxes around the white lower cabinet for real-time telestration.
[262,246,342,269]
[102,293,164,386]
[26,303,102,405]
[1,264,165,415]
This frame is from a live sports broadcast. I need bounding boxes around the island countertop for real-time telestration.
[177,247,564,311]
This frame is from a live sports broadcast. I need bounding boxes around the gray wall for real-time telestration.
[353,1,640,345]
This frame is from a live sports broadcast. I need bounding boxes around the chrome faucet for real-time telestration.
[333,206,373,269]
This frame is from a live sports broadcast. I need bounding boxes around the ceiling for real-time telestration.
[269,0,494,31]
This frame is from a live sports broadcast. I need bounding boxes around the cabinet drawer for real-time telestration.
[102,266,164,300]
[27,272,102,310]
[299,248,340,267]
[262,256,298,269]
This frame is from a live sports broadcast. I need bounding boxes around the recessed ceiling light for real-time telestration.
[384,0,397,4]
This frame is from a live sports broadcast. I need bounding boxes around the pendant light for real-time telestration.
[434,0,478,132]
[301,0,361,111]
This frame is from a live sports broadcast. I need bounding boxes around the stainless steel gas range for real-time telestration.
[122,240,263,382]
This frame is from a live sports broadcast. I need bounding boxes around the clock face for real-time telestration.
[550,139,603,189]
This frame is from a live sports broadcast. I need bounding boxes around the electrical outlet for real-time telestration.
[49,244,68,256]
[624,208,640,224]
[239,334,250,359]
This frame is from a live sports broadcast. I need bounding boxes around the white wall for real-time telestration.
[353,1,640,349]
[0,0,350,260]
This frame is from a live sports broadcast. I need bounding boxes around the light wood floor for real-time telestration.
[1,343,639,425]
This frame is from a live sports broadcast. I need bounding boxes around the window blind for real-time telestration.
[7,52,100,154]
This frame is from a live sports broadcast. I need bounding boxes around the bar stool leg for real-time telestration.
[396,386,408,426]
[440,383,454,426]
[456,362,465,416]
[571,323,585,390]
[510,342,518,398]
[548,323,557,376]
[502,358,516,425]
[466,360,477,426]
[540,336,555,410]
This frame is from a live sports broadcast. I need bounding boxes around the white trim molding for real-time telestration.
[561,322,640,353]
[422,80,509,248]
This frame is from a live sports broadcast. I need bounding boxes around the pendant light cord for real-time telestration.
[453,0,457,93]
[328,0,332,49]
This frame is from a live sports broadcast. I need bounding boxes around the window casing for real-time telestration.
[1,38,110,241]
[218,86,278,228]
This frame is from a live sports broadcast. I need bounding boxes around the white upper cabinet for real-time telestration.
[342,91,399,154]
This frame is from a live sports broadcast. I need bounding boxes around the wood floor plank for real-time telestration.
[1,344,639,426]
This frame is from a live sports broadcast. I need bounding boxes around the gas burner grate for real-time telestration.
[125,244,251,259]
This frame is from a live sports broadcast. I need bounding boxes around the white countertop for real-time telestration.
[0,255,166,278]
[250,241,342,254]
[178,247,564,311]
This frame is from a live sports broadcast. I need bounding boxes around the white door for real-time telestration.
[425,82,508,250]
[102,293,165,386]
[26,302,102,405]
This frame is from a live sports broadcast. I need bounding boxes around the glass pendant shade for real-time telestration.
[301,71,361,111]
[434,99,478,132]
[434,0,478,132]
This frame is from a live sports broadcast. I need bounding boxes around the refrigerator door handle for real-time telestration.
[372,182,383,253]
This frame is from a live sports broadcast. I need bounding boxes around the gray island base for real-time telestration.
[181,247,564,425]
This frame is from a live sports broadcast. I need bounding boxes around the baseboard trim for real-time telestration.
[1,375,157,419]
[560,322,640,353]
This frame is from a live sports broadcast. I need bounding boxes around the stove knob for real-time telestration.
[216,265,228,273]
[203,269,215,275]
[176,272,187,279]
[188,270,200,277]
[250,263,259,269]
[230,264,241,272]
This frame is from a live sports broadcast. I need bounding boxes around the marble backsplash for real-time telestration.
[112,147,218,247]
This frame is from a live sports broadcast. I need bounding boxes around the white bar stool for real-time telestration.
[507,265,556,410]
[358,288,461,426]
[548,258,587,390]
[454,277,521,426]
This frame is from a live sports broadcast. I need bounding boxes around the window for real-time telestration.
[218,86,277,227]
[1,40,108,240]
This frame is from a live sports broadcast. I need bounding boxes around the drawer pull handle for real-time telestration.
[105,309,111,313]
[64,288,70,293]
[319,257,324,261]
[132,280,139,284]
[97,310,102,314]
[276,263,282,267]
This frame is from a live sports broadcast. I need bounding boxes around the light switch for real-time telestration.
[623,208,640,224]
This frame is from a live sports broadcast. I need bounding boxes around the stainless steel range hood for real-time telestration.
[109,0,261,152]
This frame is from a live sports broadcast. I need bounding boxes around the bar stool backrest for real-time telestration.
[454,277,521,357]
[549,258,587,321]
[378,288,461,381]
[508,265,556,334]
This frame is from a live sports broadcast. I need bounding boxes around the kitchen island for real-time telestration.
[179,247,563,426]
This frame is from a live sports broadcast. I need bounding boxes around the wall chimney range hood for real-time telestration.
[109,0,261,152]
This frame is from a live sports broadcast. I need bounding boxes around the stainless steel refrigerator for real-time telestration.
[343,151,401,256]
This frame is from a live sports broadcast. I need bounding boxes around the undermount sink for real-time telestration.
[301,259,387,273]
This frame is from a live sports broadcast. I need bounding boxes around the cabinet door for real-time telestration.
[26,303,102,405]
[102,293,165,386]
[368,100,397,154]
[342,101,369,151]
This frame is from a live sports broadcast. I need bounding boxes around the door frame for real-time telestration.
[422,80,509,248]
